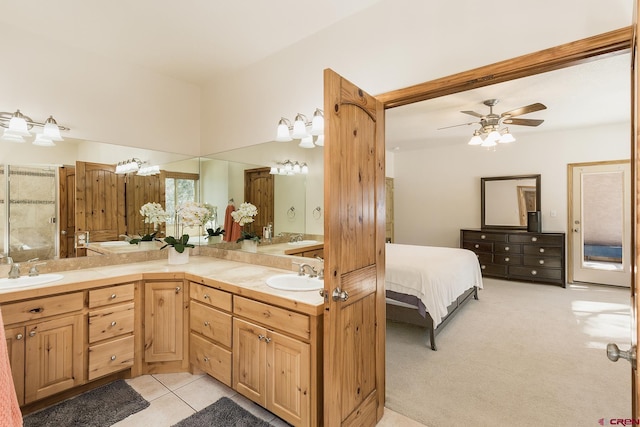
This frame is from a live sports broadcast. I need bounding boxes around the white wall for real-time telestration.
[391,122,630,248]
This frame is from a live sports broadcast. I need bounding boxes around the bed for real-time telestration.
[385,243,483,350]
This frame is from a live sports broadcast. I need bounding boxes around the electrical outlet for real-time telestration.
[75,231,89,249]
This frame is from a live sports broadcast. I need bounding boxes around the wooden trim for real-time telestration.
[164,171,199,180]
[377,26,632,109]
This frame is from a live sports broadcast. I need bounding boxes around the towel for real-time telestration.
[223,204,242,242]
[0,309,23,426]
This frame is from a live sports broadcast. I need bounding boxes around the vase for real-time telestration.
[168,247,190,264]
[207,235,223,245]
[138,240,156,250]
[241,239,258,253]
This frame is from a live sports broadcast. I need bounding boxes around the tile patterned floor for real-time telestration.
[110,372,424,426]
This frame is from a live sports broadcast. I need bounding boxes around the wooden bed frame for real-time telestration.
[386,286,479,351]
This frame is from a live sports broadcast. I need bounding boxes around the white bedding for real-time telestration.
[385,243,483,326]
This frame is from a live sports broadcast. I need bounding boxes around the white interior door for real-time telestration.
[569,161,631,287]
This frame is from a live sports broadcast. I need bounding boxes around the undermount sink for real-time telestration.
[266,274,323,291]
[287,240,319,246]
[0,273,64,290]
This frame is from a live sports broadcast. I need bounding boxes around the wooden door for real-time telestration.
[75,161,126,248]
[144,281,185,363]
[323,69,385,426]
[126,172,166,238]
[233,317,266,406]
[244,167,274,238]
[59,166,76,258]
[24,314,84,403]
[5,325,25,406]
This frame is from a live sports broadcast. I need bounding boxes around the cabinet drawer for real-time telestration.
[89,283,135,308]
[523,245,562,257]
[190,283,232,312]
[479,263,507,277]
[476,253,493,264]
[509,266,563,281]
[462,230,507,242]
[2,292,83,325]
[523,256,562,268]
[495,243,522,254]
[88,302,134,343]
[494,254,523,265]
[190,332,232,387]
[234,296,310,340]
[508,234,563,245]
[190,301,232,347]
[88,335,134,380]
[462,241,493,252]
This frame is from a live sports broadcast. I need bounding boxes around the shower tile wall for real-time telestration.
[8,166,56,262]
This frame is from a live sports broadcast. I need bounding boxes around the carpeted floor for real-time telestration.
[385,278,631,427]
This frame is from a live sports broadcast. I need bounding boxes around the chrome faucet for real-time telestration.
[8,260,20,279]
[298,263,318,278]
[290,234,303,242]
[27,258,45,276]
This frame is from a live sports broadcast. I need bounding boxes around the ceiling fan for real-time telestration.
[439,99,547,146]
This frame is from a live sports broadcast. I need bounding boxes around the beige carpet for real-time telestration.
[385,278,631,427]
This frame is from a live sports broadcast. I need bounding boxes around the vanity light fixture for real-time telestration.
[114,158,161,176]
[0,109,69,146]
[269,160,309,175]
[275,108,324,147]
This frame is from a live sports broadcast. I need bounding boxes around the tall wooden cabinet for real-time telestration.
[144,280,187,363]
[461,229,566,286]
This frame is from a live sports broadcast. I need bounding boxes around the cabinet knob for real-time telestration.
[110,355,117,361]
[258,334,265,341]
[15,333,23,340]
[110,294,117,299]
[265,337,272,344]
[204,321,210,327]
[203,356,210,362]
[481,265,486,270]
[531,237,538,242]
[175,286,181,294]
[504,257,510,262]
[29,330,36,337]
[505,247,510,251]
[474,244,479,249]
[203,294,210,300]
[539,260,545,265]
[539,248,545,253]
[531,270,538,276]
[481,235,486,239]
[111,321,117,326]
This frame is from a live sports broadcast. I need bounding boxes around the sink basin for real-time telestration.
[287,240,319,246]
[0,273,64,290]
[266,274,323,291]
[100,241,131,247]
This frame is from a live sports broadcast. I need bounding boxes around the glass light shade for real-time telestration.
[284,161,293,172]
[314,134,324,146]
[269,167,278,174]
[276,121,292,142]
[43,116,63,141]
[310,110,324,136]
[486,130,501,142]
[279,168,287,175]
[481,137,497,147]
[499,131,515,143]
[293,162,301,173]
[301,163,309,174]
[468,134,483,145]
[299,136,315,148]
[1,131,25,143]
[292,114,308,139]
[7,112,31,137]
[33,133,55,146]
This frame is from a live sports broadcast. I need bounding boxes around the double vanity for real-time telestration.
[0,248,324,426]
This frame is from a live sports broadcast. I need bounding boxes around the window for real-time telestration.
[165,172,199,234]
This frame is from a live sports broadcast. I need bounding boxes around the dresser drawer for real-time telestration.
[190,301,232,347]
[2,292,83,325]
[475,253,493,264]
[88,335,134,380]
[523,256,563,268]
[494,254,523,266]
[508,234,564,245]
[190,332,232,387]
[479,263,507,277]
[523,246,563,257]
[234,296,310,340]
[509,266,563,281]
[88,302,134,343]
[190,283,232,312]
[495,243,522,254]
[462,241,493,252]
[89,283,135,308]
[462,230,507,242]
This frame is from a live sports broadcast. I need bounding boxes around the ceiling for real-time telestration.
[385,52,631,151]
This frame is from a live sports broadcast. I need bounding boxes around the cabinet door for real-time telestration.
[144,281,185,363]
[233,318,266,406]
[267,330,310,426]
[24,314,84,404]
[5,325,25,406]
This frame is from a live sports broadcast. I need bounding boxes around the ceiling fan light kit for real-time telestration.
[441,99,546,148]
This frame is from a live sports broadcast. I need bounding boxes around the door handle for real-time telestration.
[332,287,349,302]
[573,228,580,233]
[607,343,636,368]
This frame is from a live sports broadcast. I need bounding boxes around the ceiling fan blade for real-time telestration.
[501,103,547,118]
[437,121,479,130]
[460,110,484,118]
[502,118,544,127]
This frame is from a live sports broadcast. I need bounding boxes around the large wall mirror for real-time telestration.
[481,174,541,229]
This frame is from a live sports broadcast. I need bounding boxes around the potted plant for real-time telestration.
[205,226,225,244]
[161,201,210,263]
[129,202,167,246]
[230,202,259,252]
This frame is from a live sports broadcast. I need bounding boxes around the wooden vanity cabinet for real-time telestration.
[2,292,84,404]
[233,296,315,427]
[188,282,232,386]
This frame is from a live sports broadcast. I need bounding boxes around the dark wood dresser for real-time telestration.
[460,229,566,287]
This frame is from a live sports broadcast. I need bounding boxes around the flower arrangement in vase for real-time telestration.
[129,202,167,245]
[161,201,210,254]
[230,202,259,242]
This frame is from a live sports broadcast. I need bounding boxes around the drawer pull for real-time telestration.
[28,307,43,314]
[265,337,272,344]
[505,247,510,251]
[531,237,538,242]
[15,333,23,340]
[111,321,117,326]
[175,286,181,294]
[204,321,210,327]
[481,235,486,239]
[504,257,510,262]
[539,248,545,253]
[203,356,210,362]
[531,270,538,276]
[110,294,117,299]
[539,260,545,265]
[481,265,486,270]
[474,244,480,249]
[110,355,117,361]
[203,294,210,300]
[29,330,36,337]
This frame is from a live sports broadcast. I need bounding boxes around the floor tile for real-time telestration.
[173,375,236,411]
[125,375,170,402]
[112,392,195,427]
[152,372,204,391]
